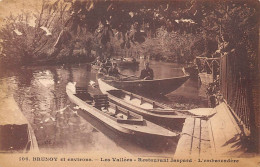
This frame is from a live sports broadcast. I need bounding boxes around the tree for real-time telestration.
[0,0,258,67]
[0,0,70,66]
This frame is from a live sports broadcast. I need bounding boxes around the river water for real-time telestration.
[0,60,207,156]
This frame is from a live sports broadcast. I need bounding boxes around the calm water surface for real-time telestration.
[0,60,207,155]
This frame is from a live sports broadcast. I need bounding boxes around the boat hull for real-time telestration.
[98,79,188,130]
[100,75,190,96]
[0,95,39,153]
[66,83,179,139]
[76,109,177,152]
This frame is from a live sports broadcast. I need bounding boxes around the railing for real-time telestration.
[196,57,220,73]
[219,54,253,135]
[196,57,220,81]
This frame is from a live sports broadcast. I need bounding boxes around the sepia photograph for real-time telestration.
[0,0,259,166]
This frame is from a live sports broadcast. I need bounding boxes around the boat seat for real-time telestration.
[114,106,132,120]
[93,94,109,109]
[76,87,88,94]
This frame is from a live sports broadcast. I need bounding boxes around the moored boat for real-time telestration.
[98,78,209,130]
[66,82,179,139]
[0,96,39,153]
[98,78,214,116]
[98,74,190,96]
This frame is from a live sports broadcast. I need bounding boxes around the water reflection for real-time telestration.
[0,60,207,155]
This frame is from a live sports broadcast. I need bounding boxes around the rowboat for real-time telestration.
[98,74,190,96]
[0,124,39,153]
[112,58,139,67]
[66,82,179,139]
[97,78,208,130]
[0,95,39,153]
[98,78,213,116]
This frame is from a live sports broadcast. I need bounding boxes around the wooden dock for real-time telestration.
[175,102,246,158]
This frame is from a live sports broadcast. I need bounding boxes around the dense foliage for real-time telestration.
[0,0,258,67]
[0,0,70,65]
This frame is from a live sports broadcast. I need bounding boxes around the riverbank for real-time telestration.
[0,54,95,69]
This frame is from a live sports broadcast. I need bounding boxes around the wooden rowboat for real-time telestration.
[98,78,211,116]
[99,74,190,96]
[66,82,179,139]
[0,95,39,153]
[112,58,139,67]
[98,78,208,130]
